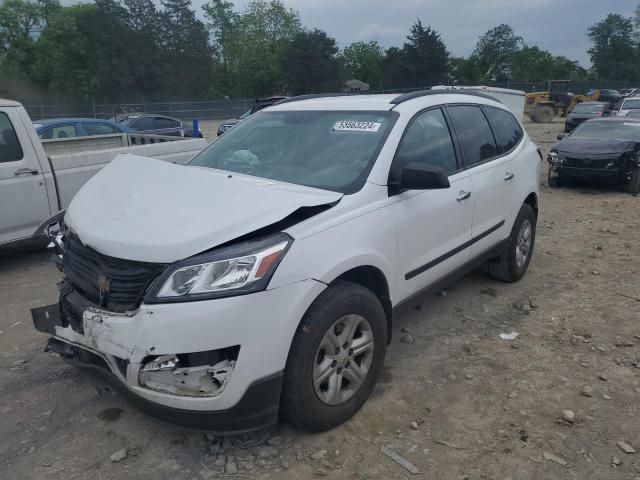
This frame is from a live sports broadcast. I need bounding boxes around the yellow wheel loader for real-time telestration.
[524,80,600,123]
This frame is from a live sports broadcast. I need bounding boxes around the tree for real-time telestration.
[281,28,340,95]
[340,41,383,89]
[449,56,480,84]
[473,24,523,81]
[588,14,638,80]
[158,0,214,95]
[231,0,301,96]
[403,20,449,87]
[203,0,237,92]
[381,46,408,89]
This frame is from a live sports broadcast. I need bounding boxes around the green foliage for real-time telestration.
[2,0,639,103]
[281,28,340,95]
[473,24,523,81]
[588,13,639,80]
[340,41,383,89]
[403,21,449,86]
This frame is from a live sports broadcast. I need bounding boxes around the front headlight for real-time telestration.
[548,151,559,164]
[145,233,292,303]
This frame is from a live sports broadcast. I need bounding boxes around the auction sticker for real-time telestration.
[333,120,382,132]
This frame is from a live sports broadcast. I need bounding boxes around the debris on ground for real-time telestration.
[581,386,594,397]
[380,446,419,474]
[499,332,519,340]
[617,441,636,454]
[543,451,568,466]
[110,449,127,463]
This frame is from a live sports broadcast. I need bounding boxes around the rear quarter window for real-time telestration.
[483,106,523,154]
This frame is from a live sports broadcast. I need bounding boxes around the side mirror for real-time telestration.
[397,163,450,190]
[557,133,567,141]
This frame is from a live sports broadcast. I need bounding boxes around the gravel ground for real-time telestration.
[1,119,639,480]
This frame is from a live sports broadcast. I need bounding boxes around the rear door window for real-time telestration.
[130,117,155,131]
[0,113,23,162]
[447,105,497,167]
[483,106,523,154]
[83,122,121,136]
[40,124,78,140]
[154,118,181,130]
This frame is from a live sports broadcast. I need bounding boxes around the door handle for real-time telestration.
[504,171,515,181]
[456,190,472,202]
[14,168,39,176]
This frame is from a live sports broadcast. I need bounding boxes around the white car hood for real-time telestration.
[65,154,342,263]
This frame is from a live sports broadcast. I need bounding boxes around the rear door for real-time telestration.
[447,104,522,258]
[0,109,52,244]
[389,107,475,300]
[153,117,183,136]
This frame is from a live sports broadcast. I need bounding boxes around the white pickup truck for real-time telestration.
[0,98,207,246]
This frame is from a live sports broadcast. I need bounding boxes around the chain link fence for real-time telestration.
[21,80,640,121]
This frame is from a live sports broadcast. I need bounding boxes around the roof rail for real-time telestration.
[390,89,501,105]
[273,93,355,106]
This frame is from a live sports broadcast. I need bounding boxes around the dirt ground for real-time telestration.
[1,119,639,480]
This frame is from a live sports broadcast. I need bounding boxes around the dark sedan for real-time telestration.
[548,118,640,193]
[217,96,287,136]
[564,102,610,132]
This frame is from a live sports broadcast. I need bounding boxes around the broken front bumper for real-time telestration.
[32,278,326,432]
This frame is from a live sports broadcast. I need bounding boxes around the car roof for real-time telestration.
[120,113,178,120]
[0,98,22,107]
[34,118,119,126]
[267,92,505,113]
[585,116,640,123]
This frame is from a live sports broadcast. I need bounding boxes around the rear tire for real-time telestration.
[281,281,387,431]
[533,106,554,123]
[629,166,640,195]
[488,204,536,283]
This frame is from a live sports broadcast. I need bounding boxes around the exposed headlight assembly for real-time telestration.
[548,151,559,164]
[145,233,292,302]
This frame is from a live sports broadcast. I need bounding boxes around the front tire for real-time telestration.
[281,280,387,431]
[488,204,537,282]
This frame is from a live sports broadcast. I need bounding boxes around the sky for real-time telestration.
[190,0,637,67]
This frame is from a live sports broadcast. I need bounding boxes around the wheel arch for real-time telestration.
[331,266,393,343]
[523,191,538,219]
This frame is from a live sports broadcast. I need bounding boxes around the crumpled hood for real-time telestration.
[555,138,639,156]
[65,154,342,263]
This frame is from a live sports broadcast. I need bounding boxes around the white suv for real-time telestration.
[32,91,541,433]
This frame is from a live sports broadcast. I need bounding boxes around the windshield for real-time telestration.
[573,104,603,114]
[622,98,640,110]
[571,121,640,141]
[189,110,397,193]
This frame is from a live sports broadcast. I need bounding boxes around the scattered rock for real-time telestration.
[602,393,612,400]
[267,436,283,447]
[110,449,127,463]
[410,421,419,430]
[596,345,608,353]
[258,446,279,459]
[315,468,328,476]
[617,441,636,454]
[225,461,238,475]
[522,304,532,314]
[465,373,474,380]
[561,410,575,424]
[400,333,415,344]
[311,449,327,460]
[581,386,594,397]
[598,374,608,381]
[507,392,518,399]
[214,455,226,467]
[612,456,621,467]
